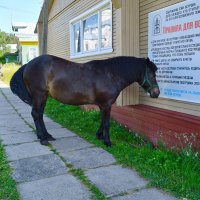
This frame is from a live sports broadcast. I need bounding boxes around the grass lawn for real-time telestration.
[0,144,20,200]
[45,98,200,200]
[0,63,20,85]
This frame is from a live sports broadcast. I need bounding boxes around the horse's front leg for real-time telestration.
[102,106,112,147]
[96,109,104,140]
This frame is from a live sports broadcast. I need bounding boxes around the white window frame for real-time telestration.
[70,0,113,58]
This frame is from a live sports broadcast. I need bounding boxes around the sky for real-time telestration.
[0,0,43,33]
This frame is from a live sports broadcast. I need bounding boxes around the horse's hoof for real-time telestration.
[46,134,56,141]
[40,140,50,146]
[96,133,104,140]
[104,140,112,147]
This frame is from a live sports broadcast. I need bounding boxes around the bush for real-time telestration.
[0,55,6,64]
[0,63,20,85]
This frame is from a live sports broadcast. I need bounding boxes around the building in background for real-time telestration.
[35,0,200,151]
[12,22,38,65]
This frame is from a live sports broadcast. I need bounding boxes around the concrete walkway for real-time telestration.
[0,81,178,200]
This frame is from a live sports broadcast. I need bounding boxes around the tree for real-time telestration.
[0,30,19,57]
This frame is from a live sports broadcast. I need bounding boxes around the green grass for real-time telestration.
[45,98,200,200]
[0,63,20,85]
[0,143,20,200]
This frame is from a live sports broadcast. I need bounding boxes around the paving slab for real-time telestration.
[27,121,63,131]
[19,113,32,119]
[0,114,20,119]
[0,132,37,145]
[43,116,55,123]
[48,128,76,139]
[18,174,91,200]
[11,154,67,183]
[51,137,93,153]
[61,147,116,169]
[23,116,52,124]
[86,165,148,197]
[0,107,13,111]
[0,102,10,107]
[111,188,178,200]
[0,120,28,128]
[16,108,32,114]
[1,89,12,95]
[0,129,34,136]
[0,124,33,133]
[0,109,16,115]
[5,142,52,161]
[0,115,20,122]
[23,117,34,125]
[45,121,63,130]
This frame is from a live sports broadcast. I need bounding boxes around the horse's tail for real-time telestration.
[10,64,32,106]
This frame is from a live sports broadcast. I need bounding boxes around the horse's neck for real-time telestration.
[115,57,145,91]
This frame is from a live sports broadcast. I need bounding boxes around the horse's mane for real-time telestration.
[86,56,146,82]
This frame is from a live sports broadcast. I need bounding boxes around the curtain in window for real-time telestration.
[101,7,111,48]
[83,14,98,52]
[74,23,81,53]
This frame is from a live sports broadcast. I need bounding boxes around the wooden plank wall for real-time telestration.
[47,0,119,62]
[48,0,76,20]
[120,0,140,106]
[139,0,200,117]
[37,22,43,55]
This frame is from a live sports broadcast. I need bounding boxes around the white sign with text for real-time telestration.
[148,0,200,103]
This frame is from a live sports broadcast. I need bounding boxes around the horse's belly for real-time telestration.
[49,84,94,105]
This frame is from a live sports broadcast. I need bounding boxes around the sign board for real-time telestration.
[148,0,200,103]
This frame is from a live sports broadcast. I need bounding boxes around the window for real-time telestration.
[28,47,37,60]
[70,0,112,58]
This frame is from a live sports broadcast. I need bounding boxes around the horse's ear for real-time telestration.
[146,57,151,64]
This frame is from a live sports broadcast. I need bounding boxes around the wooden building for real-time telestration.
[35,0,200,151]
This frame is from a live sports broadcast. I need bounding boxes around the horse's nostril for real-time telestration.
[150,89,160,98]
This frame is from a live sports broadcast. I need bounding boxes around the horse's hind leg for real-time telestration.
[31,92,52,145]
[39,102,56,141]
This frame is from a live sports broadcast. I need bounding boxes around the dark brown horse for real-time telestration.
[10,55,160,146]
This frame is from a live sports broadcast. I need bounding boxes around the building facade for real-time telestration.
[36,0,200,151]
[12,22,39,65]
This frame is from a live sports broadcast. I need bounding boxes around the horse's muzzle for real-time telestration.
[150,87,160,98]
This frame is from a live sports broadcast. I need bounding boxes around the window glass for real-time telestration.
[83,14,98,52]
[74,23,81,53]
[29,47,37,60]
[70,1,112,57]
[101,7,111,48]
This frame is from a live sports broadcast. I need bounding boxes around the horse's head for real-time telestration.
[140,58,160,98]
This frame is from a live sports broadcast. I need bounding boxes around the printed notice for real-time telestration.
[148,0,200,103]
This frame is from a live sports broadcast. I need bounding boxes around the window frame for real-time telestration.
[70,0,113,58]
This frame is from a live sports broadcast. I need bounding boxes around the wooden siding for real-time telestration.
[47,0,119,62]
[37,22,43,55]
[119,0,140,106]
[139,0,200,117]
[48,0,76,20]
